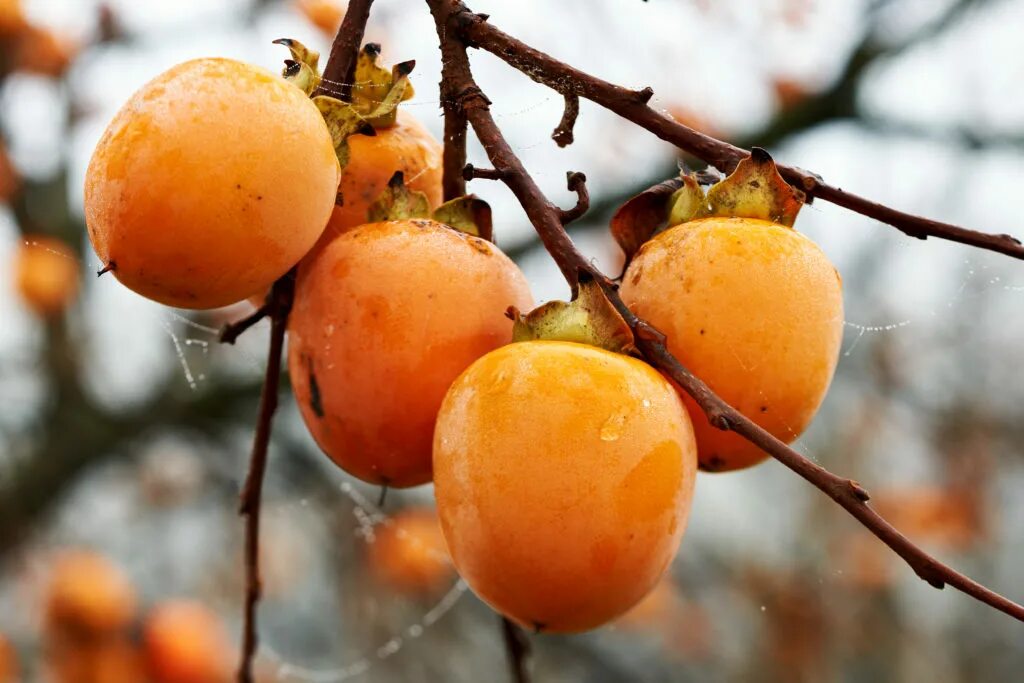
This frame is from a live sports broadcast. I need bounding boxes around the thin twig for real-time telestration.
[463,164,504,181]
[448,4,1024,260]
[318,0,375,100]
[425,0,1024,625]
[551,93,579,147]
[501,617,532,683]
[237,271,294,683]
[220,304,269,345]
[559,171,589,225]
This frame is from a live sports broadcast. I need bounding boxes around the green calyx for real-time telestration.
[275,39,414,170]
[611,147,806,265]
[510,274,636,355]
[367,171,494,241]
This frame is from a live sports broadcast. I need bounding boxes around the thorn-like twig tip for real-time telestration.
[635,86,654,104]
[96,261,116,277]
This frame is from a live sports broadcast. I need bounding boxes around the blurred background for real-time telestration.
[1,0,1023,681]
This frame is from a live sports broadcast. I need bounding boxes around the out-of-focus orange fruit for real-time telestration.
[14,25,77,78]
[14,236,80,317]
[44,551,136,636]
[143,600,232,683]
[0,634,17,683]
[368,508,452,595]
[295,0,345,35]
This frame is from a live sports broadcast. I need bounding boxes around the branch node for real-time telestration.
[558,171,590,225]
[551,93,579,147]
[463,164,505,181]
[633,86,654,104]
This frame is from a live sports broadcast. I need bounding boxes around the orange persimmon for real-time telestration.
[288,218,532,487]
[295,0,345,36]
[323,111,442,241]
[620,217,843,471]
[0,634,16,683]
[368,508,452,595]
[85,58,339,309]
[433,340,698,632]
[44,551,136,636]
[14,236,80,316]
[142,601,232,683]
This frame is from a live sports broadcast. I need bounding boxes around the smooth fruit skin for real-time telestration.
[84,58,339,309]
[325,111,442,238]
[143,601,232,683]
[14,236,80,316]
[288,219,532,487]
[619,217,843,471]
[433,340,698,633]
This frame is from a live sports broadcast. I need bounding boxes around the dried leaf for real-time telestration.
[273,38,320,71]
[432,195,493,241]
[275,38,321,95]
[313,95,375,169]
[704,148,804,227]
[352,44,415,127]
[610,178,684,264]
[367,171,431,222]
[665,175,708,227]
[511,274,635,355]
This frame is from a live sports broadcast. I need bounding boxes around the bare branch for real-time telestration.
[317,0,375,100]
[551,93,579,147]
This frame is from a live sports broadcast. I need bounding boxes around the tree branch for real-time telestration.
[447,4,1023,260]
[317,0,375,99]
[426,0,1024,625]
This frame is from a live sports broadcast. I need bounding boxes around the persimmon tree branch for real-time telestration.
[233,4,375,680]
[446,4,1024,260]
[426,0,1024,625]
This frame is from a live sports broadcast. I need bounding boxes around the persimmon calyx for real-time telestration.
[274,38,321,95]
[312,95,375,169]
[611,148,805,266]
[352,43,415,128]
[367,172,494,240]
[510,273,635,355]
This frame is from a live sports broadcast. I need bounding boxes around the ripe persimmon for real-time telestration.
[14,236,80,316]
[288,218,532,487]
[44,551,136,636]
[368,507,452,595]
[85,58,339,309]
[0,634,16,683]
[325,110,442,240]
[620,217,843,471]
[433,340,698,632]
[142,601,232,683]
[295,0,346,36]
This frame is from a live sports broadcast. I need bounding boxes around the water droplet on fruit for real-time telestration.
[641,398,651,408]
[600,409,628,442]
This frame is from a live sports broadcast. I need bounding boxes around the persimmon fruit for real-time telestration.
[44,551,136,636]
[368,507,452,595]
[0,634,15,683]
[620,216,843,471]
[324,110,442,240]
[14,236,80,316]
[85,58,339,309]
[143,601,232,683]
[433,340,698,632]
[288,218,532,487]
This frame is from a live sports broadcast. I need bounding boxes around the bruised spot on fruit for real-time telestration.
[699,455,726,472]
[467,237,492,255]
[307,364,324,418]
[760,405,768,413]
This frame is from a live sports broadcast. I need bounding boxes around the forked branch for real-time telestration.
[426,0,1024,626]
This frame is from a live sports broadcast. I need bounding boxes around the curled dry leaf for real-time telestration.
[609,177,684,265]
[368,170,430,222]
[352,43,415,127]
[433,194,493,241]
[510,273,635,355]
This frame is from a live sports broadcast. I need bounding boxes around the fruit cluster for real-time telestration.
[84,41,842,633]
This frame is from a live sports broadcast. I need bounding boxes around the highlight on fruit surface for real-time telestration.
[288,182,531,487]
[617,149,843,472]
[367,507,453,596]
[13,236,80,316]
[434,280,698,632]
[142,600,233,683]
[84,55,340,309]
[44,550,137,636]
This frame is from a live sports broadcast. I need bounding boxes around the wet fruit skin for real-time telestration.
[368,507,452,595]
[433,340,698,633]
[143,601,232,683]
[14,236,80,316]
[288,219,532,488]
[619,217,844,472]
[85,58,339,309]
[324,110,442,239]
